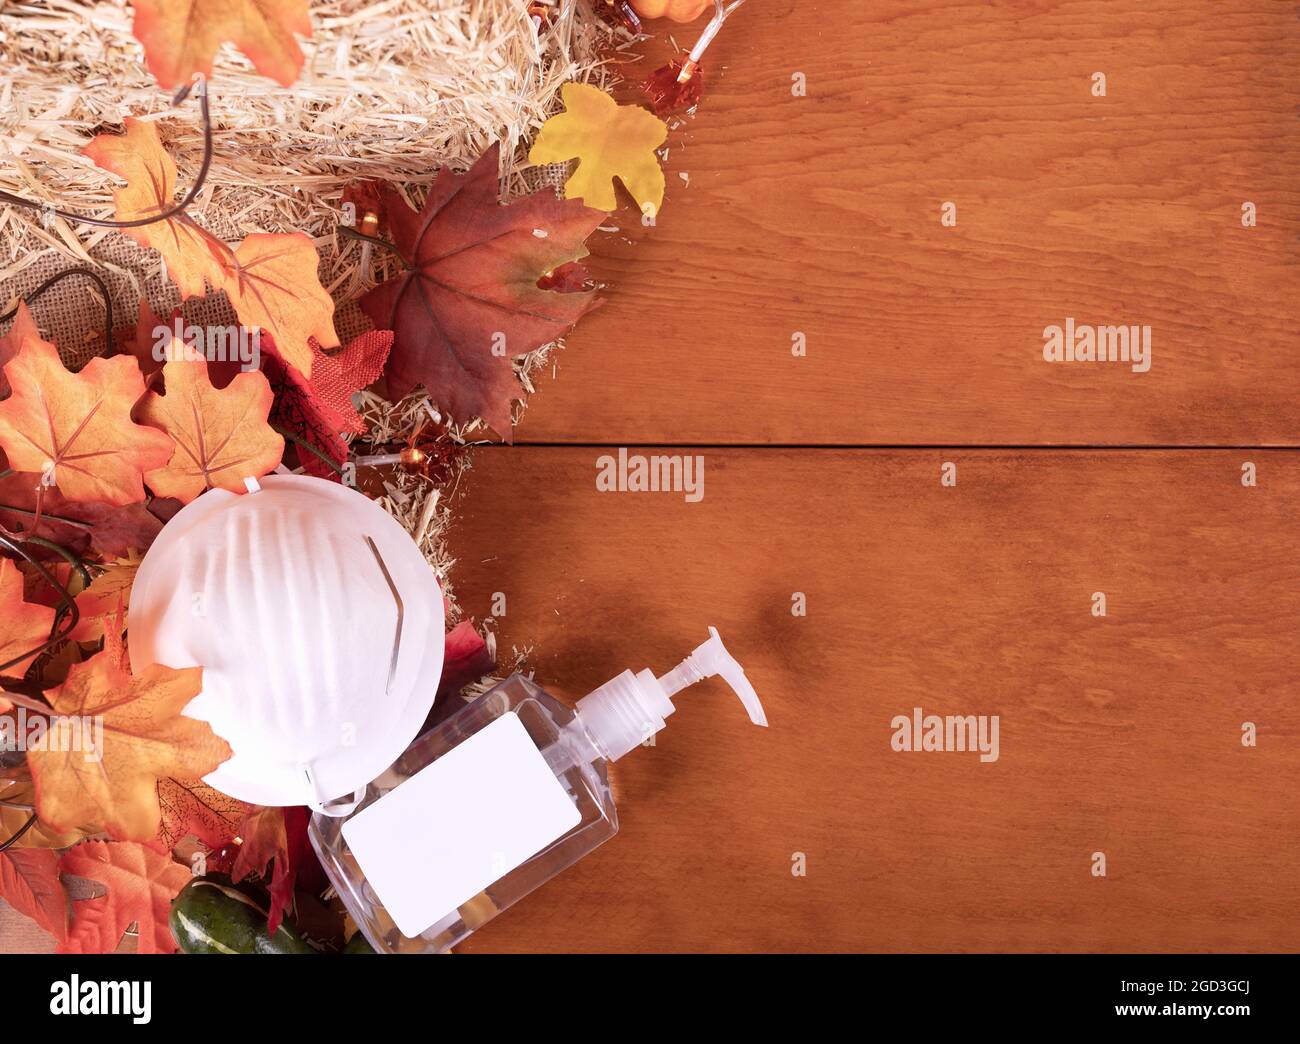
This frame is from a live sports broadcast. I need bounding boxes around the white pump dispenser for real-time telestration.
[311,625,768,953]
[576,627,768,762]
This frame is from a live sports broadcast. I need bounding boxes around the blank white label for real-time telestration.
[342,712,581,938]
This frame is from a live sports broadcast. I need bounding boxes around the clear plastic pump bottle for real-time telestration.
[310,627,766,953]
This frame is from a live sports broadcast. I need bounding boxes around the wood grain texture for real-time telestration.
[519,0,1300,445]
[449,448,1300,952]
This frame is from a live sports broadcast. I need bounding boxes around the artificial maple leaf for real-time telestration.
[58,840,190,953]
[262,330,392,479]
[28,629,230,842]
[36,641,85,689]
[138,357,284,502]
[68,553,141,642]
[223,232,339,380]
[528,82,668,214]
[83,119,235,300]
[18,559,80,608]
[0,469,164,559]
[438,621,496,702]
[360,145,603,437]
[231,805,285,883]
[119,299,169,381]
[0,557,56,677]
[231,804,308,933]
[131,0,311,88]
[0,301,43,398]
[156,779,250,851]
[119,302,245,391]
[0,779,90,849]
[0,849,68,940]
[426,620,497,728]
[0,338,175,506]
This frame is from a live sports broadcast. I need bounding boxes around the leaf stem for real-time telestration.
[0,814,37,853]
[0,266,114,362]
[338,225,409,268]
[271,424,345,476]
[0,532,82,675]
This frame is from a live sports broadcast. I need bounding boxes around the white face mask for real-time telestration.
[129,474,445,811]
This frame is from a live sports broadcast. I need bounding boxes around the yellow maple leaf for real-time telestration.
[528,82,668,215]
[27,632,231,842]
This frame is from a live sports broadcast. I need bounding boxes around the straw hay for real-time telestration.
[0,0,626,265]
[0,0,639,625]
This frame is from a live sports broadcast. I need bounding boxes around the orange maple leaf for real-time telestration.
[58,840,190,953]
[0,779,90,850]
[0,300,43,398]
[65,552,141,644]
[223,233,340,380]
[0,849,69,941]
[82,119,235,300]
[138,357,284,502]
[0,557,56,677]
[156,778,250,851]
[0,337,175,506]
[131,0,312,89]
[28,631,231,842]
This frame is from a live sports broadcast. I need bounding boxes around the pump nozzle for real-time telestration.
[657,626,767,727]
[575,626,768,762]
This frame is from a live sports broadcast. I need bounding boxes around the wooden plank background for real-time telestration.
[521,0,1300,445]
[447,0,1300,952]
[449,449,1300,952]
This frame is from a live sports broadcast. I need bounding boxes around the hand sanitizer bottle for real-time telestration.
[310,627,767,953]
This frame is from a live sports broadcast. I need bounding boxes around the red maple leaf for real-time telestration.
[360,144,603,439]
[0,465,164,559]
[156,779,250,852]
[58,840,191,953]
[0,850,68,941]
[439,621,496,701]
[231,805,316,934]
[263,331,392,478]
